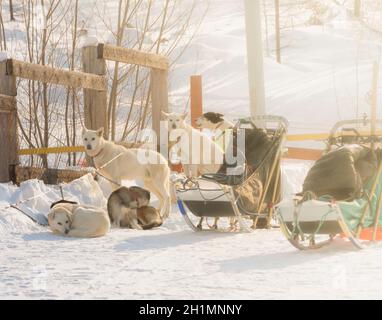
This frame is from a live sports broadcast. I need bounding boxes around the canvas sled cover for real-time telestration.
[302,145,378,201]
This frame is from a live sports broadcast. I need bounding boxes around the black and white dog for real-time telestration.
[195,112,235,133]
[195,112,235,156]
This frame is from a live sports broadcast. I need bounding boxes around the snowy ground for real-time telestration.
[4,216,382,300]
[2,164,382,300]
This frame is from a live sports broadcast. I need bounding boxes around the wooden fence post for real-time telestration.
[190,75,203,128]
[151,68,169,153]
[82,44,108,138]
[0,59,18,182]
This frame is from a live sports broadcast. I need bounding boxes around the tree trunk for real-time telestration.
[354,0,361,18]
[9,0,15,21]
[41,23,49,169]
[0,1,7,50]
[275,0,281,64]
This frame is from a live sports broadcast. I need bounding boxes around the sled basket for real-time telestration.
[174,115,288,232]
[277,119,382,250]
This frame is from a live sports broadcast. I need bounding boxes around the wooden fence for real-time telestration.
[0,43,170,183]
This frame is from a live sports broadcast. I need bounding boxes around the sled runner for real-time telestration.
[173,116,288,232]
[277,119,382,250]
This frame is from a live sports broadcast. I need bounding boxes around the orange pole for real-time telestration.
[190,75,203,128]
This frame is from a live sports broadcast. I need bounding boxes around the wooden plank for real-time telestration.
[100,44,169,70]
[6,59,107,91]
[14,166,89,186]
[0,60,18,183]
[82,46,108,132]
[283,147,323,161]
[151,68,169,154]
[190,75,203,128]
[19,146,85,156]
[0,94,17,111]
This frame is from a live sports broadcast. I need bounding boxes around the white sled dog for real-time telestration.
[82,127,171,219]
[48,203,110,238]
[163,112,225,177]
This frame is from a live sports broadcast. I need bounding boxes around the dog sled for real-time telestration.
[277,119,382,250]
[173,115,288,232]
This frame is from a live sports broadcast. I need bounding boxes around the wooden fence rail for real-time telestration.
[6,59,107,91]
[98,44,169,70]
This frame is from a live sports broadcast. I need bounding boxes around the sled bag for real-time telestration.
[302,145,378,201]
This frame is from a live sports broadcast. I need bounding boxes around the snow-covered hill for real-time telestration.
[171,0,382,139]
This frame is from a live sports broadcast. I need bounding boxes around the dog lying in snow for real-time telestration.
[163,112,225,178]
[48,202,110,238]
[82,127,171,220]
[107,186,162,230]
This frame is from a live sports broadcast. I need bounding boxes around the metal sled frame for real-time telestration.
[174,115,288,233]
[326,118,382,152]
[278,119,382,250]
[176,186,255,233]
[277,200,369,250]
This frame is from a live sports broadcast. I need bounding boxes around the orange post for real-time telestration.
[190,75,203,128]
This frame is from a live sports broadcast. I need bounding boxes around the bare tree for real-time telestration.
[275,0,281,63]
[0,0,7,50]
[15,0,73,168]
[262,0,270,56]
[9,0,15,21]
[64,0,79,166]
[95,0,208,143]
